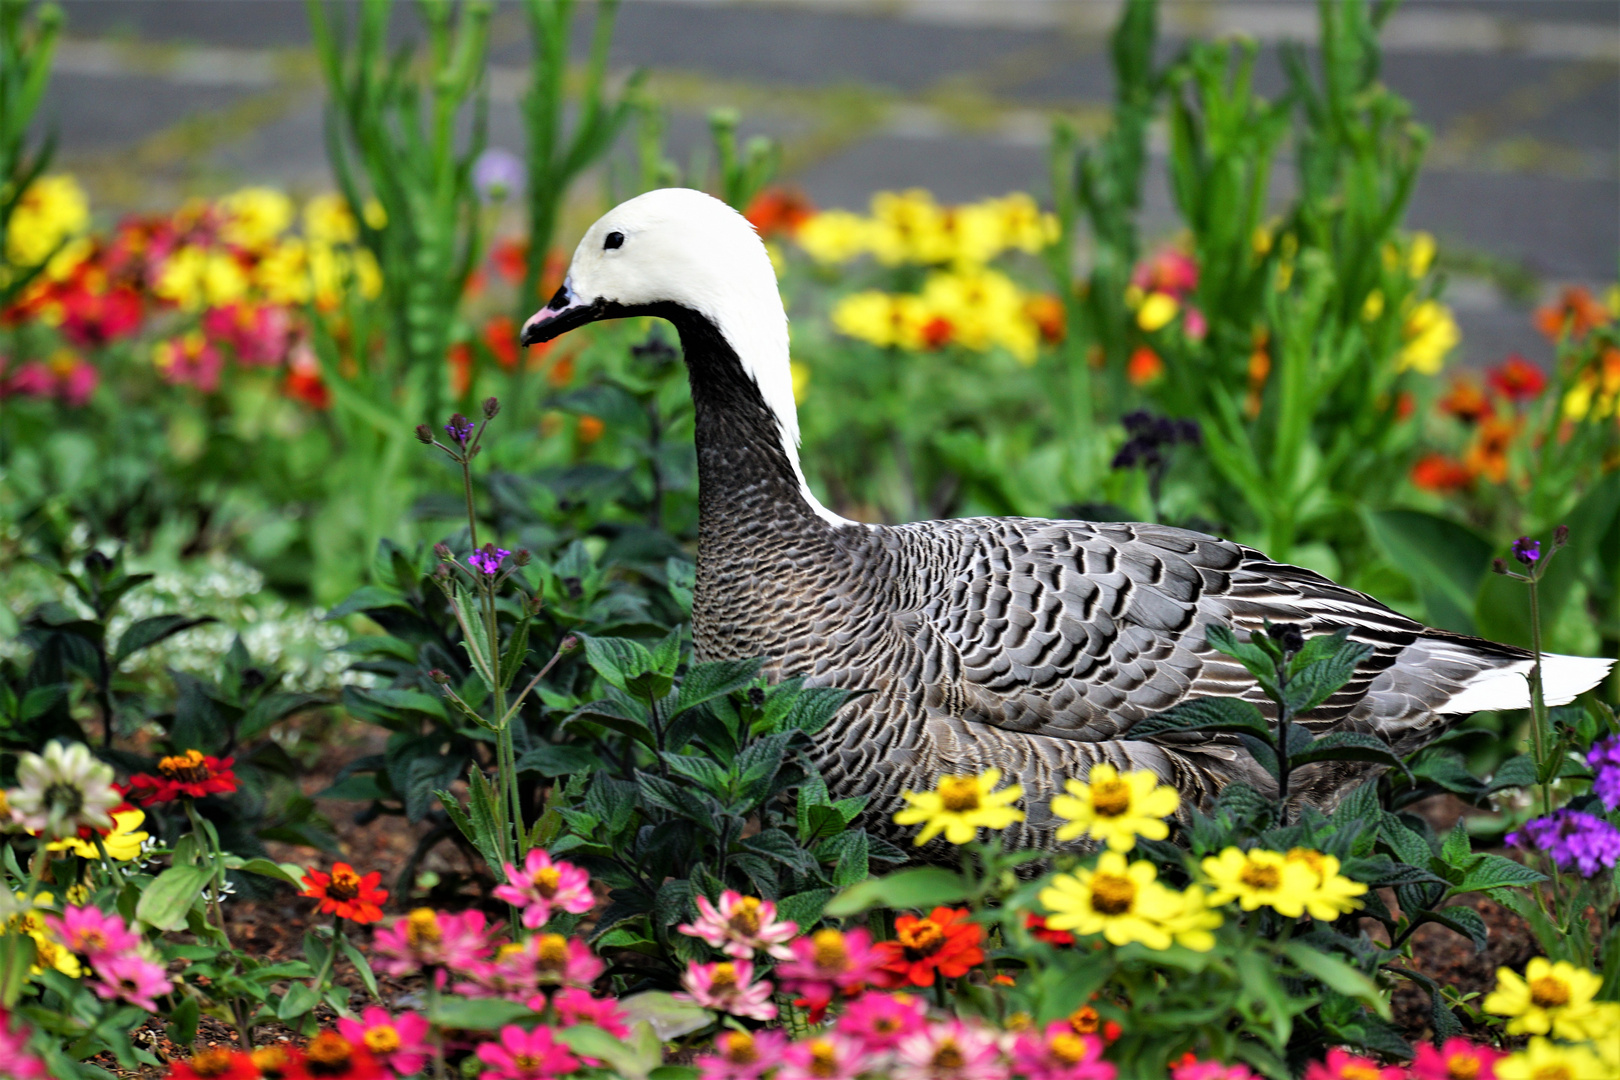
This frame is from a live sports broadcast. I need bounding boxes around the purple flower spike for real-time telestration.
[1512,536,1540,565]
[468,545,510,576]
[444,413,475,446]
[1506,809,1620,877]
[473,148,525,203]
[1588,734,1620,811]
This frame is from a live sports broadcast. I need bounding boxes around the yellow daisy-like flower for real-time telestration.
[218,187,294,251]
[1397,299,1461,374]
[1493,1037,1606,1080]
[48,809,149,861]
[796,209,870,265]
[1284,848,1367,920]
[1050,764,1179,852]
[893,769,1024,846]
[5,174,90,268]
[6,892,80,978]
[1157,883,1222,952]
[1483,957,1607,1040]
[1200,847,1318,918]
[1136,292,1179,332]
[1038,851,1183,950]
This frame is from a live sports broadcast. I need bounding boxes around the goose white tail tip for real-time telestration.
[1441,653,1615,715]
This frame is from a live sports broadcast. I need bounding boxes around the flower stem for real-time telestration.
[1526,574,1553,816]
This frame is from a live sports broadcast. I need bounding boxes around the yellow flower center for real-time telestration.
[898,919,945,958]
[932,1038,965,1070]
[1089,872,1137,915]
[532,866,561,896]
[722,1032,758,1065]
[515,1054,543,1069]
[939,776,981,812]
[710,963,739,991]
[1049,1033,1088,1064]
[811,928,849,970]
[1091,779,1132,818]
[729,896,763,935]
[364,1025,401,1054]
[304,1031,353,1069]
[327,867,362,901]
[1529,976,1571,1008]
[76,929,110,953]
[251,1046,296,1078]
[1069,1006,1100,1034]
[158,749,213,783]
[1240,862,1281,891]
[1341,1068,1382,1080]
[1530,1066,1570,1080]
[405,908,441,948]
[1286,848,1326,882]
[188,1049,238,1078]
[808,1039,839,1078]
[536,933,569,967]
[1446,1054,1481,1080]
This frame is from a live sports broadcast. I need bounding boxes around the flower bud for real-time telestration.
[428,669,450,685]
[513,549,531,566]
[1492,558,1508,575]
[560,635,580,653]
[1553,524,1569,548]
[414,424,433,444]
[748,687,766,709]
[483,396,500,419]
[434,543,452,560]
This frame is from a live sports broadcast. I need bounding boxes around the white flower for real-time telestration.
[8,741,120,839]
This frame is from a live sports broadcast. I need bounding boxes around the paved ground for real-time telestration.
[37,0,1620,367]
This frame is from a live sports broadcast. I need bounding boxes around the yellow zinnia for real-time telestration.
[5,174,90,268]
[1050,763,1179,852]
[1038,851,1183,950]
[1483,957,1607,1040]
[1493,1037,1606,1080]
[48,809,149,861]
[219,187,294,251]
[1157,883,1222,952]
[7,892,80,978]
[1284,848,1367,919]
[796,209,870,265]
[1397,299,1460,374]
[893,769,1024,846]
[1136,291,1179,332]
[1200,847,1318,917]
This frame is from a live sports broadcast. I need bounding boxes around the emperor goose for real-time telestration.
[521,187,1613,850]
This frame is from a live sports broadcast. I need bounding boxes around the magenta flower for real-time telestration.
[836,991,928,1052]
[46,905,140,963]
[476,1024,579,1080]
[0,1008,46,1080]
[1013,1023,1116,1080]
[445,413,476,446]
[1512,536,1541,565]
[894,1019,1007,1080]
[550,987,630,1038]
[1303,1049,1405,1080]
[677,890,799,960]
[1588,734,1620,811]
[373,908,494,980]
[777,927,886,1020]
[494,849,594,929]
[337,1006,432,1076]
[1171,1059,1253,1080]
[528,933,603,988]
[468,545,511,576]
[89,952,171,1012]
[777,1032,873,1080]
[1410,1038,1502,1080]
[1507,809,1620,877]
[696,1029,790,1080]
[456,943,539,1001]
[675,959,777,1021]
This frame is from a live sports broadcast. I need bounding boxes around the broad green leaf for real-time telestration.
[222,858,306,888]
[514,744,600,777]
[136,865,212,931]
[1128,696,1270,741]
[1289,731,1409,778]
[1452,853,1546,894]
[1426,905,1488,951]
[276,982,320,1021]
[1363,509,1493,633]
[324,585,411,621]
[617,991,715,1039]
[583,635,656,693]
[1282,941,1390,1018]
[825,867,971,917]
[429,997,535,1029]
[112,615,216,668]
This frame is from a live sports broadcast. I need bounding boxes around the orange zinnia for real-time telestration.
[875,906,983,988]
[1464,417,1517,484]
[1438,378,1492,424]
[1126,346,1163,386]
[1486,353,1548,402]
[482,315,519,370]
[744,187,816,239]
[302,863,388,925]
[1410,453,1473,493]
[1534,285,1609,341]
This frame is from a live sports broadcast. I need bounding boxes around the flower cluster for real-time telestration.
[168,1030,386,1080]
[830,264,1061,364]
[0,1006,47,1080]
[1201,846,1367,921]
[1481,958,1620,1080]
[1413,353,1551,493]
[1505,809,1620,879]
[1125,247,1205,348]
[127,749,239,805]
[798,189,1058,269]
[1588,733,1620,811]
[23,903,174,1012]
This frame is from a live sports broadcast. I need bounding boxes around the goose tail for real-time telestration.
[1437,651,1614,715]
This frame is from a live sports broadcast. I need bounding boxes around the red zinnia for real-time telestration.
[1410,453,1473,493]
[128,750,238,805]
[1486,354,1548,402]
[299,1031,383,1080]
[482,315,520,370]
[1127,345,1164,386]
[744,186,816,238]
[166,1047,258,1080]
[1025,913,1075,946]
[1534,285,1609,341]
[875,907,984,988]
[302,863,388,924]
[1438,378,1492,424]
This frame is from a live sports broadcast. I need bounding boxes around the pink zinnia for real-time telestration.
[89,952,170,1012]
[677,891,798,960]
[1304,1049,1406,1080]
[493,849,594,929]
[1410,1039,1502,1080]
[457,943,539,1001]
[337,1006,431,1076]
[476,1024,578,1080]
[373,908,494,980]
[527,933,603,988]
[675,959,777,1021]
[836,991,928,1052]
[47,905,140,962]
[894,1019,1007,1080]
[550,987,630,1038]
[1012,1023,1115,1080]
[0,1008,46,1080]
[778,1032,872,1080]
[697,1029,790,1080]
[1170,1058,1254,1080]
[777,927,886,1020]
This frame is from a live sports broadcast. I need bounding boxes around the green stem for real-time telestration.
[1527,575,1552,815]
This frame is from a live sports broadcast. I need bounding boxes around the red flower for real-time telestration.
[744,187,816,239]
[483,315,519,370]
[920,315,953,350]
[61,286,143,348]
[491,238,527,283]
[284,345,330,410]
[1410,453,1473,494]
[1127,346,1164,386]
[248,1044,306,1079]
[299,1032,383,1080]
[128,750,238,805]
[1025,913,1075,946]
[166,1047,258,1080]
[875,907,984,988]
[1068,1005,1122,1043]
[1438,378,1493,424]
[1487,354,1548,402]
[1534,286,1609,341]
[302,863,388,924]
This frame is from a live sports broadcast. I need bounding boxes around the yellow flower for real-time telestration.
[1157,883,1222,952]
[1361,289,1385,321]
[1483,957,1607,1040]
[45,236,94,282]
[257,238,312,305]
[1136,291,1179,332]
[932,201,1004,266]
[7,892,80,978]
[1284,848,1367,919]
[48,809,149,861]
[155,245,208,309]
[893,768,1024,846]
[1038,851,1182,949]
[1201,847,1318,917]
[868,189,945,266]
[1050,763,1179,852]
[991,193,1059,254]
[1398,299,1460,374]
[219,187,294,251]
[1408,231,1436,277]
[919,265,1030,356]
[790,361,809,403]
[796,209,870,264]
[362,198,386,229]
[203,251,249,307]
[5,174,90,268]
[1493,1037,1606,1080]
[303,193,358,245]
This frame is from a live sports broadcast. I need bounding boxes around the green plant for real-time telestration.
[0,0,62,309]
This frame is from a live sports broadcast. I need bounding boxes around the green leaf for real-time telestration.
[112,615,216,668]
[1486,754,1537,793]
[674,658,762,718]
[429,997,535,1029]
[514,744,600,777]
[1379,813,1434,869]
[1289,731,1409,778]
[1363,509,1494,633]
[324,585,411,621]
[167,994,200,1049]
[500,614,532,692]
[136,865,212,931]
[223,858,306,888]
[276,982,320,1021]
[775,888,832,929]
[583,636,657,694]
[1281,941,1389,1018]
[339,934,380,998]
[824,867,971,917]
[1283,632,1374,715]
[1128,695,1271,740]
[1427,905,1489,951]
[1452,853,1546,894]
[617,991,715,1040]
[1439,826,1476,871]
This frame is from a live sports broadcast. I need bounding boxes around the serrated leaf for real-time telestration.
[775,888,831,930]
[1290,731,1409,777]
[825,867,971,917]
[1129,695,1271,741]
[1486,754,1537,793]
[1427,905,1489,951]
[583,636,657,694]
[674,659,762,718]
[1452,853,1546,894]
[1283,631,1374,715]
[514,744,600,777]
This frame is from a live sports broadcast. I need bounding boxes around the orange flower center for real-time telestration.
[188,1049,238,1078]
[304,1031,354,1071]
[364,1025,401,1054]
[515,1054,543,1069]
[1070,1006,1100,1034]
[1089,873,1136,915]
[710,963,739,991]
[1529,1066,1571,1080]
[327,867,363,901]
[1240,862,1281,891]
[728,897,763,935]
[1529,976,1571,1008]
[808,1039,839,1078]
[1091,779,1132,818]
[811,929,849,970]
[873,1016,901,1034]
[722,1032,758,1065]
[75,929,110,953]
[1049,1033,1088,1065]
[898,919,945,959]
[1446,1054,1481,1080]
[1286,848,1326,883]
[251,1046,296,1078]
[405,908,441,948]
[536,933,568,968]
[939,777,981,813]
[1341,1068,1382,1080]
[158,749,213,783]
[932,1038,965,1070]
[532,866,561,897]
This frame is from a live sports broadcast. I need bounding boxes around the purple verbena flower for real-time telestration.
[1506,809,1620,877]
[473,148,525,203]
[1511,536,1540,565]
[444,413,475,446]
[468,545,510,576]
[1587,734,1620,812]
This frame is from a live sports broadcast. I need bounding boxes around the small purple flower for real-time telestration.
[1511,536,1540,565]
[1506,809,1620,877]
[473,148,525,203]
[468,545,510,576]
[1588,734,1620,811]
[444,413,475,446]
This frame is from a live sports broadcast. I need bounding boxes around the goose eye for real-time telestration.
[604,231,624,250]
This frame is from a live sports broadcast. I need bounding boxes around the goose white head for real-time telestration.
[522,187,853,527]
